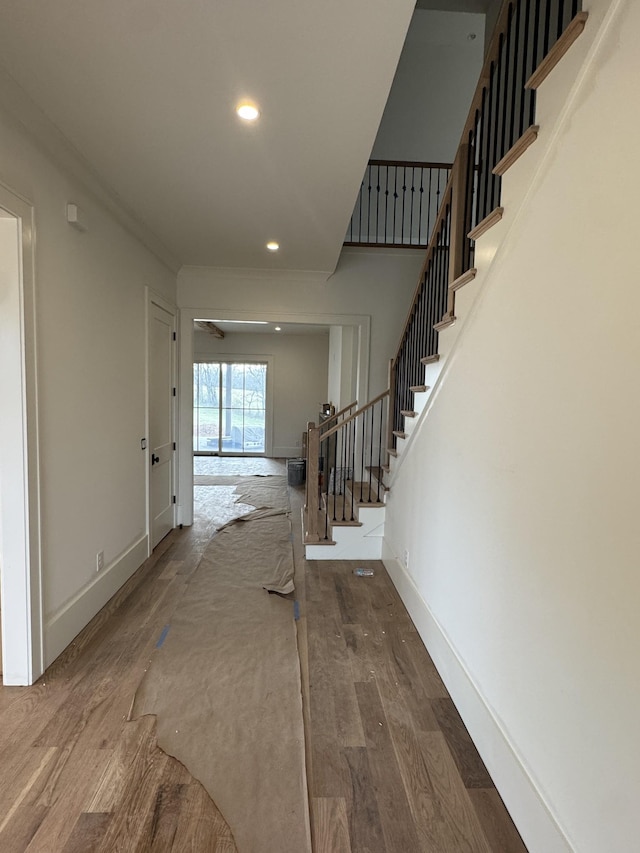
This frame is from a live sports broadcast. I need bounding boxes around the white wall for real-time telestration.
[372,9,485,163]
[0,103,176,671]
[194,329,329,457]
[328,325,358,411]
[384,1,639,850]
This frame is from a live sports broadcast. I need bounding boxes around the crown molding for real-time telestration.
[0,67,181,274]
[179,265,332,284]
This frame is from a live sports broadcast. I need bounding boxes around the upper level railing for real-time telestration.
[345,160,451,249]
[389,0,586,444]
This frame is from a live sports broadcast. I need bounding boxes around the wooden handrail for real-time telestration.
[318,400,357,432]
[318,389,389,443]
[368,159,453,170]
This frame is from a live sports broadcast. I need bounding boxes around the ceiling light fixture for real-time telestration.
[266,241,279,252]
[236,102,260,121]
[275,326,282,331]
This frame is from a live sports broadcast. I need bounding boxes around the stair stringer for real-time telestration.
[305,505,386,560]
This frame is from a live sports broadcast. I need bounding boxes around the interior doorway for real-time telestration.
[0,184,43,685]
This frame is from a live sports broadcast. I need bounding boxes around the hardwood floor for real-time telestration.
[0,462,527,851]
[301,556,527,852]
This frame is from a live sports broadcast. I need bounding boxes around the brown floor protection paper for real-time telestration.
[132,476,311,853]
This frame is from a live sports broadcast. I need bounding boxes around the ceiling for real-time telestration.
[0,0,418,274]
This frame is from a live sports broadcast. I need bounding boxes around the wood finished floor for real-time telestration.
[0,460,527,851]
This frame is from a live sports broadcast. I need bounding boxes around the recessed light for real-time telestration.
[275,326,282,331]
[236,102,260,121]
[266,241,279,252]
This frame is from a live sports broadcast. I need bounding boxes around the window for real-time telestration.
[194,361,267,454]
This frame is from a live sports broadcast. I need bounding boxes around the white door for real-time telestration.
[149,301,175,548]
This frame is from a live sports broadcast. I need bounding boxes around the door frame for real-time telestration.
[177,307,371,527]
[146,289,177,555]
[0,182,44,685]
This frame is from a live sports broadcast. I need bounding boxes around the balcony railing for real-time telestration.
[345,160,451,249]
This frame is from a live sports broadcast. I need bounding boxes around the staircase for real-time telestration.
[304,0,588,562]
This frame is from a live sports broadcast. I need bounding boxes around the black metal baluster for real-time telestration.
[384,165,389,245]
[508,0,521,152]
[557,0,565,43]
[426,168,433,242]
[499,5,513,162]
[484,64,496,218]
[401,166,407,244]
[409,167,415,246]
[418,167,424,245]
[366,165,372,243]
[392,166,398,244]
[375,164,381,244]
[519,0,533,137]
[474,85,487,228]
[542,0,552,64]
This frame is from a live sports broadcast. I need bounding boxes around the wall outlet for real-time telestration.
[403,549,409,569]
[96,550,104,572]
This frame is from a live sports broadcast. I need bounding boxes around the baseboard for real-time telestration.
[274,446,303,459]
[382,549,572,853]
[43,535,149,667]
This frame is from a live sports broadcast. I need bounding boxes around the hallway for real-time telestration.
[0,458,525,851]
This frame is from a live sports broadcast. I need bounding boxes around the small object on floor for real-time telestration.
[354,567,375,577]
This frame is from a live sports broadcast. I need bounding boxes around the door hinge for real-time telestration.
[172,331,176,341]
[172,495,176,504]
[173,441,176,451]
[172,387,176,396]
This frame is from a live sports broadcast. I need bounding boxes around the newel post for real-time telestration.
[305,422,320,542]
[447,143,472,317]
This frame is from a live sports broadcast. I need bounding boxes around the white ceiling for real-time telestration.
[0,0,418,274]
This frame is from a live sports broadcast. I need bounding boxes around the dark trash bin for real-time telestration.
[287,458,306,486]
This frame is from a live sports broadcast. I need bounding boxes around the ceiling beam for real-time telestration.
[195,321,225,338]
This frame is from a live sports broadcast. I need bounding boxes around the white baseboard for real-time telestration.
[43,535,149,667]
[274,446,303,459]
[382,550,572,853]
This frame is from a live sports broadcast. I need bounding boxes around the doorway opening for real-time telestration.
[0,185,43,685]
[193,361,267,455]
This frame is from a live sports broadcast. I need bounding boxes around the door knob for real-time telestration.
[152,454,160,465]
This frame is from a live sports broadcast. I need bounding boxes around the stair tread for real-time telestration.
[323,493,362,525]
[346,480,385,506]
[366,466,390,490]
[421,354,440,365]
[401,410,417,417]
[393,430,407,439]
[410,385,429,393]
